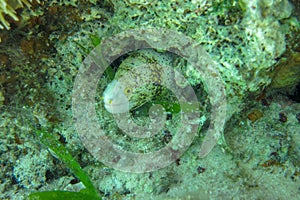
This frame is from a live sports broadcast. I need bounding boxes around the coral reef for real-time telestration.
[0,0,299,199]
[105,0,296,118]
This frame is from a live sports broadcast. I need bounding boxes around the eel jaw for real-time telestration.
[103,80,130,114]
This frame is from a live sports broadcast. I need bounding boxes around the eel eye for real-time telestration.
[124,87,131,95]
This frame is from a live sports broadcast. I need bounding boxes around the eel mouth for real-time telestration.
[104,102,130,114]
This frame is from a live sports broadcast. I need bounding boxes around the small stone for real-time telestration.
[247,109,263,122]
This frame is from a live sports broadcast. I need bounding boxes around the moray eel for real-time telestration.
[103,49,174,114]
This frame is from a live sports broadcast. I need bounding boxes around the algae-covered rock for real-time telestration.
[270,51,300,89]
[1,0,300,199]
[104,0,297,117]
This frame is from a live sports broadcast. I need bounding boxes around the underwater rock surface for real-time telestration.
[0,0,299,199]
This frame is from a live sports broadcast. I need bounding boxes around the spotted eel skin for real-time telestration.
[103,49,175,114]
